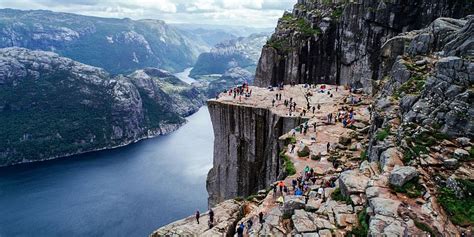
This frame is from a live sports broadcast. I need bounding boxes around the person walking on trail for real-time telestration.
[259,212,264,224]
[312,106,316,114]
[209,208,214,223]
[195,210,200,224]
[300,124,304,134]
[327,142,330,153]
[237,223,244,237]
[313,122,317,132]
[247,219,253,231]
[272,99,276,107]
[304,165,310,174]
[278,181,285,193]
[291,144,296,153]
[317,104,321,110]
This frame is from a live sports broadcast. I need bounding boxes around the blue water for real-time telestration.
[0,107,214,237]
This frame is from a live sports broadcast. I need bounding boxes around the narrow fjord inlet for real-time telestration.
[0,107,213,237]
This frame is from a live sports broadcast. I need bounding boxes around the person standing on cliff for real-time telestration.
[327,142,330,153]
[209,208,214,223]
[195,210,200,224]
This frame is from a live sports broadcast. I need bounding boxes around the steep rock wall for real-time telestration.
[255,0,473,94]
[206,100,304,206]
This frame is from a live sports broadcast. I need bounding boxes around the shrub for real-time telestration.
[438,180,474,226]
[331,188,352,204]
[285,136,297,145]
[311,154,321,161]
[280,153,296,175]
[347,209,369,237]
[391,178,424,198]
[360,150,368,160]
[298,149,310,157]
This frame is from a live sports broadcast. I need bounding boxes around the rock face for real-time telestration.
[0,9,204,74]
[254,0,472,93]
[0,47,205,166]
[206,100,305,206]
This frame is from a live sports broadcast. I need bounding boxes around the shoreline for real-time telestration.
[0,107,207,168]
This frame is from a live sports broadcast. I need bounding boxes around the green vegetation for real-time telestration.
[245,194,258,201]
[311,154,321,161]
[391,178,425,198]
[347,209,369,237]
[295,19,321,37]
[285,136,297,145]
[297,149,310,157]
[414,220,436,236]
[331,7,344,20]
[267,38,291,53]
[360,150,368,160]
[375,128,390,141]
[403,129,450,163]
[331,188,352,204]
[393,74,427,99]
[438,180,474,226]
[280,151,297,175]
[234,197,244,202]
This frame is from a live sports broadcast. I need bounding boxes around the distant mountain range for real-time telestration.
[0,9,206,74]
[191,33,270,77]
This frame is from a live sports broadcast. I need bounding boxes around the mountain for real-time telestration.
[0,47,205,167]
[0,9,205,74]
[172,24,273,38]
[175,27,237,48]
[190,33,270,77]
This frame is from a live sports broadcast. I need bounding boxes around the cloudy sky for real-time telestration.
[0,0,296,27]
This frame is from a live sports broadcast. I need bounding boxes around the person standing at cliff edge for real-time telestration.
[195,210,200,224]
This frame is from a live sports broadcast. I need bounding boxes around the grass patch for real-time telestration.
[376,129,390,141]
[245,194,258,201]
[360,150,368,160]
[414,220,436,236]
[347,209,369,237]
[391,178,425,198]
[280,151,296,175]
[393,74,426,99]
[438,182,474,226]
[234,197,244,202]
[331,188,352,204]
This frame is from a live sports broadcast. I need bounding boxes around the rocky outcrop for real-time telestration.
[150,200,242,237]
[255,0,473,93]
[206,100,305,206]
[0,47,205,166]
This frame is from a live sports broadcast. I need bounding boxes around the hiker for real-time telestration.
[195,210,200,224]
[272,99,275,107]
[278,181,285,193]
[209,208,214,223]
[237,223,244,237]
[304,165,310,174]
[313,122,317,132]
[295,188,303,196]
[327,142,330,153]
[318,187,324,199]
[303,109,306,116]
[259,212,264,224]
[292,179,297,190]
[305,194,309,204]
[291,128,296,136]
[283,185,288,195]
[291,144,296,153]
[317,104,321,110]
[247,219,253,231]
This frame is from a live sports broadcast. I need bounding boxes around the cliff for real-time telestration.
[153,15,473,236]
[206,90,305,206]
[255,0,473,93]
[0,47,205,166]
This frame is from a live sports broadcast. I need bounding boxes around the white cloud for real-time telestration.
[0,0,296,27]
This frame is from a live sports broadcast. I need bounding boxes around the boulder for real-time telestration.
[455,137,471,147]
[379,148,404,172]
[389,166,419,187]
[283,195,306,215]
[338,136,352,146]
[453,148,469,159]
[443,158,459,169]
[369,198,401,218]
[318,229,332,237]
[335,213,357,227]
[339,170,370,197]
